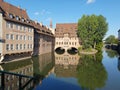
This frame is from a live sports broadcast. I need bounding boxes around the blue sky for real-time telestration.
[4,0,120,39]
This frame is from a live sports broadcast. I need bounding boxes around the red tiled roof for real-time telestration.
[55,23,78,37]
[0,0,29,19]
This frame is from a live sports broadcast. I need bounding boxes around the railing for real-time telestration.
[0,70,34,90]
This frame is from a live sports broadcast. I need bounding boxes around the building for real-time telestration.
[33,21,55,55]
[55,23,81,51]
[0,0,55,62]
[0,0,34,62]
[118,29,120,41]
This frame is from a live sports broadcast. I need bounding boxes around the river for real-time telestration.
[0,49,120,90]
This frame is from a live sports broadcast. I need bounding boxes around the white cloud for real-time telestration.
[45,17,52,21]
[40,9,51,15]
[34,12,39,15]
[87,0,95,4]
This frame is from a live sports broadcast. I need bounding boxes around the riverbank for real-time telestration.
[79,49,98,55]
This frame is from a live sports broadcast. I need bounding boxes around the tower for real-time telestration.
[50,19,52,28]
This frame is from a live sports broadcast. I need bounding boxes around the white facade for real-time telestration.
[55,33,81,51]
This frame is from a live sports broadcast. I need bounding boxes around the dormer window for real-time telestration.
[21,18,24,22]
[16,16,19,20]
[9,14,13,18]
[26,20,30,23]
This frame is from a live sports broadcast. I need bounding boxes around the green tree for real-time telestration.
[105,35,119,44]
[78,14,108,50]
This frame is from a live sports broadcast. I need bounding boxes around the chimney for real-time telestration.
[18,5,20,9]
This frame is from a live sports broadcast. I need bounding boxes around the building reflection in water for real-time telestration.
[118,57,120,71]
[32,52,55,87]
[0,58,33,90]
[54,51,108,90]
[54,52,80,77]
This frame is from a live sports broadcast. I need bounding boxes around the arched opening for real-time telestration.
[67,47,78,55]
[55,47,65,54]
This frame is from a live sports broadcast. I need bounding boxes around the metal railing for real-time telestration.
[0,70,34,90]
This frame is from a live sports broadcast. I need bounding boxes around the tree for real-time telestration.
[105,35,119,44]
[78,14,108,50]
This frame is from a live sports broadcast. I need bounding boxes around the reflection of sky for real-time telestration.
[35,50,120,90]
[100,51,120,90]
[35,74,81,90]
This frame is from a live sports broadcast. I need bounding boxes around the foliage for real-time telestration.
[105,49,119,58]
[77,53,107,90]
[78,14,108,50]
[105,35,119,44]
[95,42,103,51]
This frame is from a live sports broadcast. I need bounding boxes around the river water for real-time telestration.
[0,49,120,90]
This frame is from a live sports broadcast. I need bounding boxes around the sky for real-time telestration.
[4,0,120,39]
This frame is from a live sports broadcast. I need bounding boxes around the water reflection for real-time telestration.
[0,51,110,90]
[54,51,108,90]
[55,52,80,77]
[118,57,120,71]
[105,49,119,58]
[32,52,55,87]
[77,51,108,90]
[0,59,34,90]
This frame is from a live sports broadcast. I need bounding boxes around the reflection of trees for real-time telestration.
[77,52,107,90]
[105,49,118,58]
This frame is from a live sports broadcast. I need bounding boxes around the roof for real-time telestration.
[0,0,34,27]
[55,23,78,37]
[0,0,54,37]
[33,21,54,37]
[0,0,29,19]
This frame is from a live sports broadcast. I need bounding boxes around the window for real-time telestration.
[75,42,76,45]
[11,34,14,40]
[6,34,9,39]
[6,44,9,51]
[9,14,13,18]
[20,25,22,30]
[21,18,24,22]
[28,44,29,49]
[24,44,26,49]
[16,24,19,30]
[30,44,32,49]
[6,22,10,28]
[20,35,22,40]
[26,20,30,23]
[20,44,22,50]
[16,35,19,40]
[16,44,19,50]
[24,35,25,40]
[16,16,19,20]
[10,23,13,29]
[11,44,14,50]
[28,36,29,40]
[23,26,26,31]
